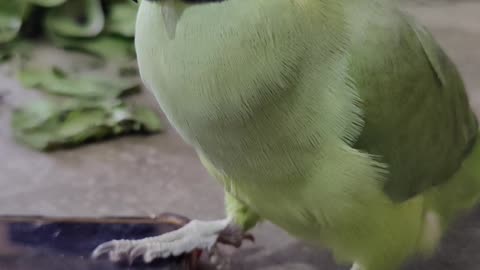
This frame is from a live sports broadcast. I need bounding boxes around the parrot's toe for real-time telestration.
[91,239,140,262]
[206,224,254,269]
[218,224,255,248]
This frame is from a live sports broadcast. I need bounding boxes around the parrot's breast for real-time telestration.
[135,0,319,179]
[135,0,309,125]
[135,0,367,185]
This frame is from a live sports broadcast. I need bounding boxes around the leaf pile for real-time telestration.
[11,65,163,151]
[19,67,140,99]
[0,0,137,62]
[1,0,163,151]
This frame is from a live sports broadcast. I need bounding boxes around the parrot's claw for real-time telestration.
[91,239,137,263]
[92,218,233,264]
[217,224,255,248]
[208,223,255,269]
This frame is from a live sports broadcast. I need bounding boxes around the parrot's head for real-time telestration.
[132,0,227,38]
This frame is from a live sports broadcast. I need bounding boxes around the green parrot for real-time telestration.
[92,0,480,269]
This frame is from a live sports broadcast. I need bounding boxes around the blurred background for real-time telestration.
[0,0,479,269]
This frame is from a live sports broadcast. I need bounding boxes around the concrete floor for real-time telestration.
[0,2,480,270]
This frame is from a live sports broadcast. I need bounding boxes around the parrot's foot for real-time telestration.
[92,216,253,265]
[92,218,230,263]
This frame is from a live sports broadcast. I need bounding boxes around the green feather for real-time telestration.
[352,9,478,202]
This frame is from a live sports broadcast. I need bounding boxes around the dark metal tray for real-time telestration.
[0,214,200,270]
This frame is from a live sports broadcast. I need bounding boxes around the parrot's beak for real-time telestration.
[134,0,178,39]
[160,0,180,39]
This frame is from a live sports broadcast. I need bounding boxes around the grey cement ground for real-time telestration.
[0,2,479,270]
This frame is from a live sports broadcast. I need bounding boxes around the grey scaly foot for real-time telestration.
[92,218,232,263]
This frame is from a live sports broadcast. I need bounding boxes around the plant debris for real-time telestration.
[12,99,163,151]
[18,67,141,99]
[0,0,138,63]
[1,0,163,152]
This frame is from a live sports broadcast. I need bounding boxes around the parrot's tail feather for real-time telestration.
[426,131,480,228]
[418,132,480,256]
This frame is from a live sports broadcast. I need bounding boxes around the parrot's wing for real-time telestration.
[408,19,448,88]
[351,12,478,202]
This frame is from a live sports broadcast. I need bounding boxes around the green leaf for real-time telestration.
[18,67,140,99]
[12,99,163,151]
[131,107,163,133]
[48,30,135,61]
[0,43,15,62]
[12,99,109,150]
[0,1,27,44]
[0,40,33,66]
[11,99,59,131]
[45,0,105,38]
[105,1,137,38]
